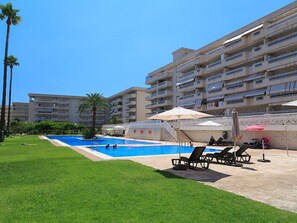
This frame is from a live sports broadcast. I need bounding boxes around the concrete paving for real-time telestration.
[130,148,297,213]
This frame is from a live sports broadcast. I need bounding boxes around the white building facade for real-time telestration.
[146,2,297,117]
[28,93,108,127]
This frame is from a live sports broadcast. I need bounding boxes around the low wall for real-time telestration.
[125,120,164,141]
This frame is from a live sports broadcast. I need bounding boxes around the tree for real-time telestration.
[109,115,121,124]
[78,93,109,138]
[0,3,21,141]
[5,55,19,134]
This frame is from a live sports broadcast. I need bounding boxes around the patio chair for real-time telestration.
[228,144,251,163]
[171,146,209,170]
[204,146,234,164]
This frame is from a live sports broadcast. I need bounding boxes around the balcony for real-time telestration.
[268,92,297,105]
[224,37,247,53]
[251,61,267,74]
[177,80,195,92]
[246,95,268,106]
[127,93,136,99]
[145,71,172,85]
[206,74,223,84]
[147,99,173,108]
[205,47,222,62]
[266,13,297,36]
[267,31,297,53]
[224,83,247,95]
[224,52,246,67]
[146,93,157,101]
[146,85,157,93]
[205,101,225,111]
[251,28,265,42]
[176,99,196,107]
[178,93,195,101]
[177,70,195,80]
[176,58,196,72]
[223,67,247,81]
[35,98,55,103]
[146,90,172,100]
[127,100,136,106]
[268,50,297,67]
[251,45,265,58]
[205,60,222,73]
[194,79,204,89]
[157,80,172,90]
[127,108,136,113]
[128,115,136,120]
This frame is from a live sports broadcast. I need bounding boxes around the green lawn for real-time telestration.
[0,136,296,223]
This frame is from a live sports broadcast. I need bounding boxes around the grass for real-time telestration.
[0,135,296,223]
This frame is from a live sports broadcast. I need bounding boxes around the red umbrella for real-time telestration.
[245,125,265,131]
[245,125,270,162]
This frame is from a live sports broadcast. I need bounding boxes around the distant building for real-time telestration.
[108,87,150,123]
[11,102,29,122]
[145,1,297,117]
[28,93,108,127]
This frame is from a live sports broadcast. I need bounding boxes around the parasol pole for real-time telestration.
[178,116,181,158]
[257,138,271,162]
[285,117,289,156]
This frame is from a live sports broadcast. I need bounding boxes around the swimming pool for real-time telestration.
[46,135,157,146]
[89,145,221,158]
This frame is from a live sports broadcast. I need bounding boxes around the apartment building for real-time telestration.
[11,102,29,121]
[146,2,297,117]
[28,93,108,127]
[108,87,150,123]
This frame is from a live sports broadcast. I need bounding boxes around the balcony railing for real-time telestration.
[176,58,196,72]
[225,53,243,62]
[267,31,297,47]
[207,60,221,69]
[268,51,297,64]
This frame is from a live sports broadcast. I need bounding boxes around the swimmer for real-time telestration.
[112,144,117,149]
[105,144,110,149]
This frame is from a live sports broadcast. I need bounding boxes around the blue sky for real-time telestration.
[0,0,295,102]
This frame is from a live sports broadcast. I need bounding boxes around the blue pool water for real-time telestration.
[89,145,221,157]
[46,135,156,146]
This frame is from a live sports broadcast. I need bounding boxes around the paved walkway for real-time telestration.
[130,148,297,213]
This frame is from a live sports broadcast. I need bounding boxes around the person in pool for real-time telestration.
[112,144,117,149]
[105,144,110,149]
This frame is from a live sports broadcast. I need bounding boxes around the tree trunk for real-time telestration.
[0,20,11,138]
[92,107,96,137]
[6,66,13,134]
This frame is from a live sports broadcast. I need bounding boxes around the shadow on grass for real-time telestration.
[155,167,231,183]
[154,169,184,179]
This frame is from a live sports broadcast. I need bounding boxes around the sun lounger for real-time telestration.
[171,146,209,170]
[229,144,251,163]
[204,146,234,164]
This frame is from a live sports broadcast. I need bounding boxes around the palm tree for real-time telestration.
[0,3,21,140]
[110,115,122,124]
[78,93,109,138]
[6,55,19,134]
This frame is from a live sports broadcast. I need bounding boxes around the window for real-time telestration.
[207,95,224,102]
[225,92,245,102]
[207,81,224,92]
[245,89,266,97]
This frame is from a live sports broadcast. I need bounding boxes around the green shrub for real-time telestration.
[82,128,95,139]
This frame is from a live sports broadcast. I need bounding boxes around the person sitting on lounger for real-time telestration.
[208,136,216,145]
